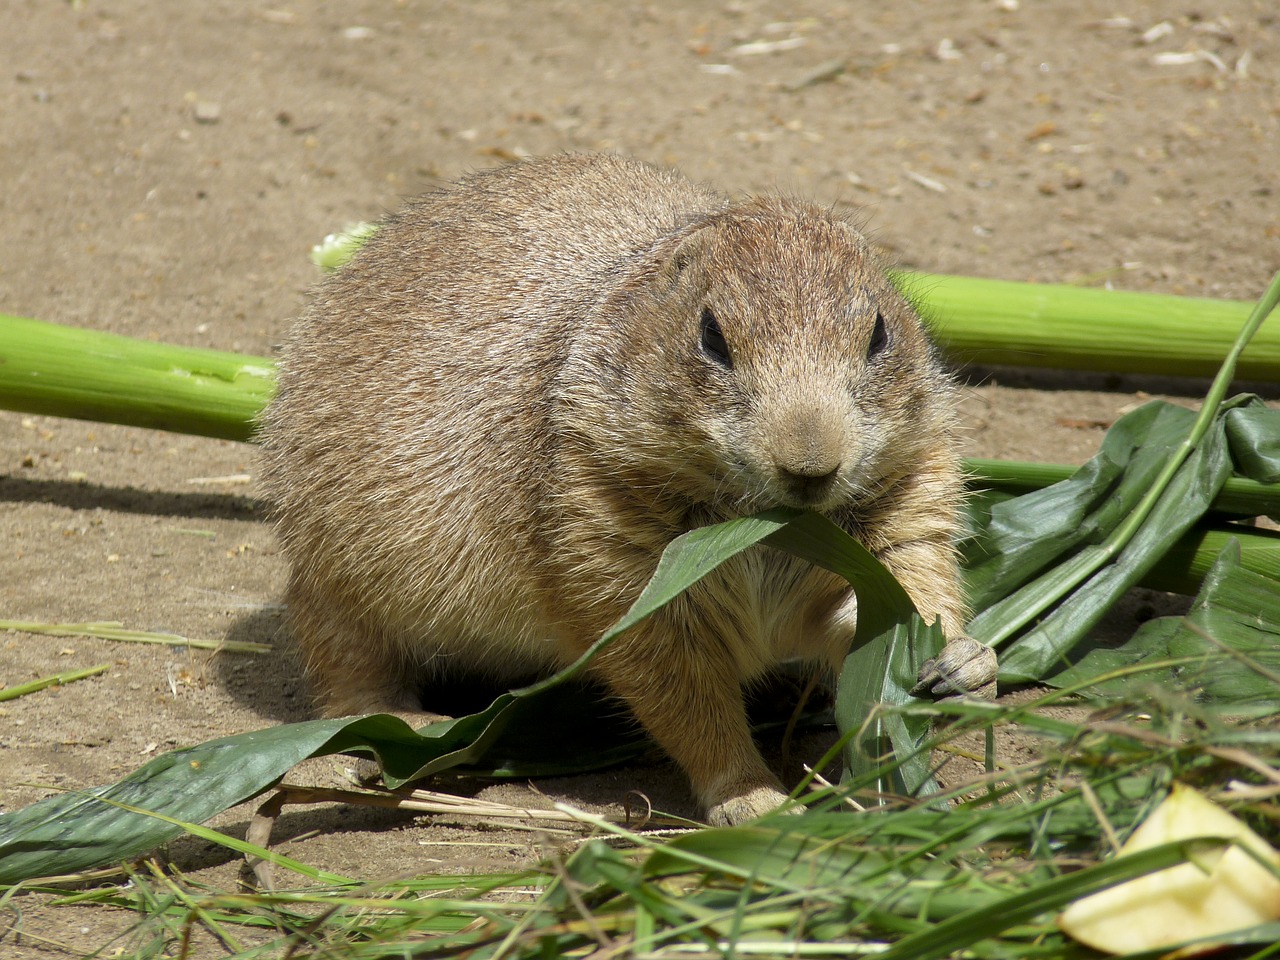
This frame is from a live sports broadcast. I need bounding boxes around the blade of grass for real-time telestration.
[0,663,109,702]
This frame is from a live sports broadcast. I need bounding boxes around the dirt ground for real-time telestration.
[2,1,1277,954]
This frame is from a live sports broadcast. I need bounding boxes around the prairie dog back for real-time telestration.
[259,154,970,825]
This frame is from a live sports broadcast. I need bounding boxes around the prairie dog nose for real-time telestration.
[770,403,847,476]
[779,461,841,484]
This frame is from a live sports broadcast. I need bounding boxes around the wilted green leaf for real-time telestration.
[964,395,1280,684]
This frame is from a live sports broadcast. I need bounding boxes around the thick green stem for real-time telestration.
[0,313,273,442]
[896,271,1271,379]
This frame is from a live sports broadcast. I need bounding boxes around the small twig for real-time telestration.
[903,167,947,193]
[246,792,287,891]
[801,764,865,812]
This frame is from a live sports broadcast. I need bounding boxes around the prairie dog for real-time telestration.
[259,154,971,825]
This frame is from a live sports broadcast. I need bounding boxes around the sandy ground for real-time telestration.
[1,1,1277,954]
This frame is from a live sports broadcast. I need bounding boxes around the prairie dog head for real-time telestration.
[562,197,952,515]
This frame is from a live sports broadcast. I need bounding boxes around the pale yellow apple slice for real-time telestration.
[1058,783,1280,954]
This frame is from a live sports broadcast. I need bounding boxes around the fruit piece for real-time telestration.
[1058,783,1280,954]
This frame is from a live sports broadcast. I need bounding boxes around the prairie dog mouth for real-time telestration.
[775,464,843,510]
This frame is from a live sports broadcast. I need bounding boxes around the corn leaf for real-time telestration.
[968,268,1280,686]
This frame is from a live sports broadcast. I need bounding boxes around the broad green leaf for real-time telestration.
[976,274,1279,680]
[965,401,1196,611]
[0,717,378,885]
[993,402,1233,682]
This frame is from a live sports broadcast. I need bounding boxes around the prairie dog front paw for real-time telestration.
[705,783,800,826]
[913,635,997,701]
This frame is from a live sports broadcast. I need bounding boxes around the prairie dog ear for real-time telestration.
[656,220,716,289]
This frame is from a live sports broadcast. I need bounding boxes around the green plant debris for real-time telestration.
[11,687,1275,958]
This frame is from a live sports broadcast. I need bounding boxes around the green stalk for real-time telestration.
[0,313,273,442]
[0,277,1271,444]
[977,271,1280,648]
[896,271,1270,380]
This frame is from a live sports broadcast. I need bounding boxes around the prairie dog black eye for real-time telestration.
[866,309,889,360]
[699,307,733,369]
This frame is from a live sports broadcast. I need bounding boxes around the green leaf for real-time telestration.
[964,401,1198,612]
[969,273,1280,682]
[993,399,1234,682]
[1223,404,1280,484]
[754,512,945,794]
[0,718,370,884]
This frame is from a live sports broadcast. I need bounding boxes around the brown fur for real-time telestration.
[258,154,968,825]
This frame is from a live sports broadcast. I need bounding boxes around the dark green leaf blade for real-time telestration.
[0,717,387,884]
[995,410,1232,682]
[757,511,946,793]
[964,401,1193,613]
